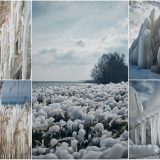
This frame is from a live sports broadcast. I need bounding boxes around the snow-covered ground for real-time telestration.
[129,1,160,79]
[32,82,128,159]
[129,65,160,79]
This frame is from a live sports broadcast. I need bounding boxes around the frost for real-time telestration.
[50,139,58,147]
[100,137,120,149]
[99,143,124,159]
[49,125,60,133]
[32,82,128,159]
[59,119,66,127]
[94,123,104,135]
[71,139,78,152]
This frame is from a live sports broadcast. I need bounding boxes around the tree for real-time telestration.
[91,52,128,84]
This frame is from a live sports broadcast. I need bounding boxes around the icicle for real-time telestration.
[22,1,31,79]
[150,116,154,145]
[135,127,140,144]
[158,113,160,145]
[150,115,158,145]
[154,113,159,145]
[0,1,31,79]
[140,121,146,145]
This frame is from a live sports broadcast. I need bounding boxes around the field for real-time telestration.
[32,82,128,159]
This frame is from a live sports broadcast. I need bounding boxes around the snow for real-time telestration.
[32,82,128,159]
[129,64,160,79]
[99,143,125,159]
[129,144,159,159]
[100,137,120,149]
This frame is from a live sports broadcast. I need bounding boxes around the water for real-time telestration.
[32,81,93,89]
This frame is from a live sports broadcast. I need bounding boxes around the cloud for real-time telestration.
[34,48,99,66]
[75,40,85,47]
[32,1,128,81]
[39,48,57,55]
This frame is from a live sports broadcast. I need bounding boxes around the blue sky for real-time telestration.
[1,80,31,105]
[32,1,128,81]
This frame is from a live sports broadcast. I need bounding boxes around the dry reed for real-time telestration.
[0,103,31,159]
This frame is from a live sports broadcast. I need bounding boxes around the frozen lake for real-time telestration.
[32,81,93,89]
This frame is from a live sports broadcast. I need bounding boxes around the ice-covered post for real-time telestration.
[22,1,31,79]
[0,80,3,105]
[158,113,160,145]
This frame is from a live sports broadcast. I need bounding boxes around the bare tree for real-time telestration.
[91,52,128,84]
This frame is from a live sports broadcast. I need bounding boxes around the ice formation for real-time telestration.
[129,86,160,158]
[0,1,31,79]
[32,82,128,159]
[129,7,160,74]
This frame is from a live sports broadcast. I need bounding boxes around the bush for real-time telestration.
[91,52,128,84]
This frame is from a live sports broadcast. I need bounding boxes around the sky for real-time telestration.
[130,81,160,105]
[1,80,31,105]
[32,1,128,81]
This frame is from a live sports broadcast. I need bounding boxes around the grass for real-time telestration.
[0,103,31,159]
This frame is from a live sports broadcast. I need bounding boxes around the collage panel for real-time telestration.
[32,1,128,159]
[0,80,31,159]
[32,81,128,159]
[129,80,160,158]
[2,0,160,159]
[129,1,160,79]
[129,1,160,159]
[0,1,31,79]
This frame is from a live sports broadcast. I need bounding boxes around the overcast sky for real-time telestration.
[1,81,31,105]
[32,1,128,81]
[130,81,160,110]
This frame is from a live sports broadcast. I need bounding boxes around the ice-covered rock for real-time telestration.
[130,2,160,74]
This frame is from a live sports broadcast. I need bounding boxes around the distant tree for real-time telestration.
[91,52,128,84]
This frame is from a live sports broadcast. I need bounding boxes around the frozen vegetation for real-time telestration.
[0,1,31,79]
[0,104,31,159]
[32,82,128,159]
